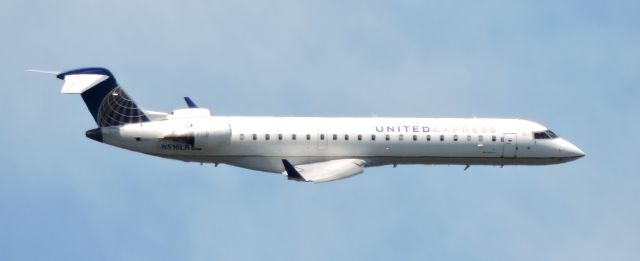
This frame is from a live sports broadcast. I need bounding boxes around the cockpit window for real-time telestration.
[546,130,558,138]
[533,130,559,139]
[534,132,549,139]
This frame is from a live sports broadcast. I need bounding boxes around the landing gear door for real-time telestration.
[502,133,517,158]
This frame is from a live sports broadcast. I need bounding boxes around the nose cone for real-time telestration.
[558,138,585,159]
[85,128,103,142]
[566,144,585,158]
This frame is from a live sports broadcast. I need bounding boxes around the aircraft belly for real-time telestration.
[149,153,569,175]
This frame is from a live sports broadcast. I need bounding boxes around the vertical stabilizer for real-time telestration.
[57,67,149,127]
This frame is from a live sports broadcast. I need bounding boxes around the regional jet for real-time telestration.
[38,67,584,182]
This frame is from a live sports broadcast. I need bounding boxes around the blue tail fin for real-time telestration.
[57,67,149,127]
[184,97,199,108]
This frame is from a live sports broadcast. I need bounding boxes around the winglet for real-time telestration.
[184,97,198,108]
[282,159,306,182]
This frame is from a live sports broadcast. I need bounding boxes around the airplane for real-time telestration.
[37,67,584,182]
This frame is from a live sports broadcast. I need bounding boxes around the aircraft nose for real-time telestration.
[567,144,585,158]
[559,139,585,158]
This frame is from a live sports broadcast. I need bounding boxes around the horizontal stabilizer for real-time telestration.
[26,69,60,75]
[59,74,109,94]
[281,159,366,183]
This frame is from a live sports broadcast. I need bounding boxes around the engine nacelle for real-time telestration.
[163,120,231,150]
[192,122,231,150]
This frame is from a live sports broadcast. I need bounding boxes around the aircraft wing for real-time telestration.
[282,159,366,183]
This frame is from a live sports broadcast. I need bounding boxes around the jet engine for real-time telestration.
[163,121,231,150]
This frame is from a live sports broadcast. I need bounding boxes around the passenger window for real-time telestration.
[478,135,484,142]
[371,134,376,141]
[385,134,390,141]
[306,134,311,140]
[239,134,245,140]
[320,134,325,140]
[357,134,362,141]
[332,134,337,141]
[252,134,257,140]
[440,135,444,141]
[427,135,431,141]
[413,135,417,141]
[265,134,270,140]
[467,135,471,142]
[399,134,404,141]
[344,134,349,141]
[453,135,458,141]
[292,134,297,140]
[278,134,283,140]
[492,135,496,142]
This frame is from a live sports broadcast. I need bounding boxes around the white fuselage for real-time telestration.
[95,115,585,174]
[47,67,584,182]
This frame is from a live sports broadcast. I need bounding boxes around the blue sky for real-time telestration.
[1,0,639,260]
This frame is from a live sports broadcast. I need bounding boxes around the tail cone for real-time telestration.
[85,128,103,142]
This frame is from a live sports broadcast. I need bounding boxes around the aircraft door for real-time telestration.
[502,133,517,158]
[317,130,328,150]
